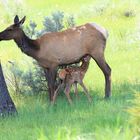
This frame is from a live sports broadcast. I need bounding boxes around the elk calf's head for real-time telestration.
[58,69,69,80]
[0,15,26,41]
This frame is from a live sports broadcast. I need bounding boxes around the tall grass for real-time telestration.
[128,93,140,139]
[0,94,135,140]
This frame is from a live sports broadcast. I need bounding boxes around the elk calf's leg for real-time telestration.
[73,83,78,98]
[64,83,72,104]
[52,83,64,104]
[79,81,92,102]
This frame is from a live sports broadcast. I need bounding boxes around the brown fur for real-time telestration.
[52,56,92,104]
[0,16,111,101]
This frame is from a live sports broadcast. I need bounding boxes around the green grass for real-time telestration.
[0,93,135,140]
[0,0,140,139]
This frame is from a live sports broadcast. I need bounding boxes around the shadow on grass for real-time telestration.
[48,80,140,129]
[56,79,140,103]
[0,80,139,140]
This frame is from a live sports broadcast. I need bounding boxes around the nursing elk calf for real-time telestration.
[0,15,111,102]
[52,56,92,104]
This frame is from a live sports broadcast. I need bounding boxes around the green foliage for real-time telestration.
[128,93,140,138]
[21,63,48,95]
[24,10,76,37]
[65,15,75,28]
[43,16,56,32]
[7,61,47,95]
[24,21,37,38]
[48,11,64,31]
[0,93,135,140]
[38,11,75,35]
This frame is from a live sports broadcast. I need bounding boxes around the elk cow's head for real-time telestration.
[0,15,26,41]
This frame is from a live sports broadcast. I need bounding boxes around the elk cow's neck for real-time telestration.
[14,31,40,58]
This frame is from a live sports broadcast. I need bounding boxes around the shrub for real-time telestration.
[24,21,37,38]
[7,61,48,95]
[37,11,75,36]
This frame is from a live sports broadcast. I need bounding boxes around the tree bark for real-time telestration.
[0,62,17,116]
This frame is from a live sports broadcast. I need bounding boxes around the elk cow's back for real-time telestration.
[37,23,108,66]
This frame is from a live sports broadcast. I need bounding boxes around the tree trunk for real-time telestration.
[0,62,17,116]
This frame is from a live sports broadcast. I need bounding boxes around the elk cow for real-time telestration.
[0,15,111,101]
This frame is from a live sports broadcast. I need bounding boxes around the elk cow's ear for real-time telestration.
[14,15,19,24]
[19,16,26,25]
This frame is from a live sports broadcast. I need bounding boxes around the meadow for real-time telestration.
[0,0,140,140]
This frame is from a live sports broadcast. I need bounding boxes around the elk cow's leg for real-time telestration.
[50,68,57,101]
[92,54,111,98]
[45,68,57,101]
[44,69,51,101]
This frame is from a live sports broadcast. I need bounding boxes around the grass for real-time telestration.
[0,92,134,140]
[0,0,140,139]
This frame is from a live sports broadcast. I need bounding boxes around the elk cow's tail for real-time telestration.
[105,30,109,39]
[90,22,109,39]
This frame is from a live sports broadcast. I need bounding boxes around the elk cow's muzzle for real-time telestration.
[0,30,13,41]
[0,31,6,41]
[0,32,3,41]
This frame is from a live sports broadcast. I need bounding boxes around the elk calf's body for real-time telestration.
[53,56,92,104]
[0,16,111,101]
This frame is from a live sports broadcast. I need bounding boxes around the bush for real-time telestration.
[24,21,37,38]
[24,10,75,37]
[7,61,48,95]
